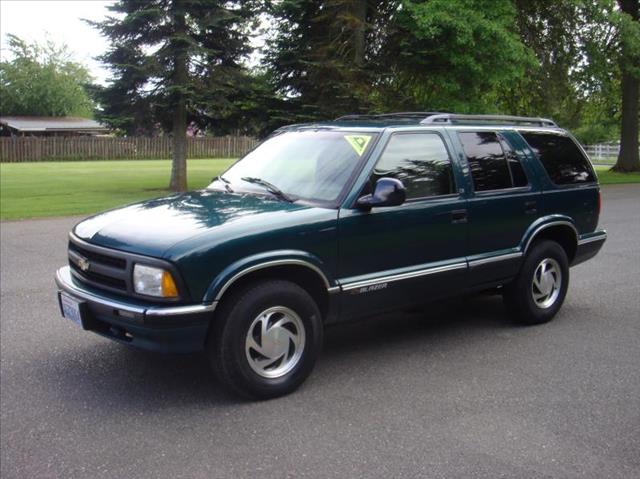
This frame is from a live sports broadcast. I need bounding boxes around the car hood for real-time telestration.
[73,190,311,257]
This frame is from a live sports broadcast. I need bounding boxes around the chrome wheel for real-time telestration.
[245,306,306,379]
[531,258,562,309]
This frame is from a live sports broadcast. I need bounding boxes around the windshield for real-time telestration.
[208,130,376,204]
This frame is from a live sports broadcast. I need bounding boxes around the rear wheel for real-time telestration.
[207,280,323,399]
[503,240,569,325]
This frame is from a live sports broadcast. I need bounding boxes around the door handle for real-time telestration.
[451,209,468,224]
[524,200,537,214]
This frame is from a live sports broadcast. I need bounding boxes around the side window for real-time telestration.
[498,135,528,187]
[520,132,595,185]
[458,132,512,191]
[371,133,455,199]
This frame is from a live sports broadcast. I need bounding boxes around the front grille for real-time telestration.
[67,234,186,303]
[69,242,126,269]
[68,236,130,294]
[70,263,127,290]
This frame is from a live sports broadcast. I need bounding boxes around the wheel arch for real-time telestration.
[522,217,579,263]
[203,251,338,320]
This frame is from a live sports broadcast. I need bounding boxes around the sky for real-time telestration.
[0,1,266,86]
[0,0,116,85]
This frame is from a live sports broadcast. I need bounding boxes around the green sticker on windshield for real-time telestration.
[344,135,372,156]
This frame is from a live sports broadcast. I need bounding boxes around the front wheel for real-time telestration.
[503,240,569,325]
[207,280,323,399]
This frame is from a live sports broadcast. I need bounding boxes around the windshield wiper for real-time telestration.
[215,175,234,193]
[240,177,294,202]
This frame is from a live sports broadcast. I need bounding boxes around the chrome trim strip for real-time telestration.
[214,259,333,301]
[146,302,217,317]
[56,266,216,317]
[468,252,523,268]
[578,231,607,246]
[327,286,341,294]
[340,262,467,291]
[523,220,578,253]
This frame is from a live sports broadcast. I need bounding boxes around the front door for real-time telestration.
[337,131,468,319]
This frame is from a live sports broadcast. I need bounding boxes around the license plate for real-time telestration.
[60,293,83,327]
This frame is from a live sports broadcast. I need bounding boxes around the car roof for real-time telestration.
[279,112,563,133]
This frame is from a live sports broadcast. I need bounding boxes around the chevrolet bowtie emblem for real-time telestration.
[77,257,90,272]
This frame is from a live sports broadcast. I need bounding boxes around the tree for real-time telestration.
[266,1,533,120]
[377,0,534,113]
[503,1,584,125]
[615,0,640,171]
[0,34,93,117]
[264,0,406,123]
[574,0,639,169]
[92,0,255,191]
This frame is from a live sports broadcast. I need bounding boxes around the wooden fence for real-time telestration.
[0,136,258,162]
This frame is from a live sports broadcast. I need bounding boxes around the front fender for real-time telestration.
[202,249,337,303]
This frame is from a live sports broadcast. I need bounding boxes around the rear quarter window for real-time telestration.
[520,132,595,185]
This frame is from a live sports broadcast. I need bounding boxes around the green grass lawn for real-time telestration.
[1,159,235,220]
[594,165,640,184]
[0,160,638,220]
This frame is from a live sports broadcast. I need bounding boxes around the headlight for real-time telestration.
[133,264,178,298]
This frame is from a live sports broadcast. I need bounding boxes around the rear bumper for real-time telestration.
[55,266,216,353]
[573,230,607,266]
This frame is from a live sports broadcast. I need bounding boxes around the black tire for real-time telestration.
[503,240,569,325]
[207,279,323,399]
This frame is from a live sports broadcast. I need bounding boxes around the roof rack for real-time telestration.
[335,112,449,121]
[335,112,558,127]
[420,114,557,127]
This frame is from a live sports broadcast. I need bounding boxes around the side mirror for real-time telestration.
[357,177,406,209]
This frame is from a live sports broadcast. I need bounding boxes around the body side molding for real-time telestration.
[468,251,523,268]
[339,259,467,291]
[577,231,607,245]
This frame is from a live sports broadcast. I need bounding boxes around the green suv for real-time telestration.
[55,113,607,398]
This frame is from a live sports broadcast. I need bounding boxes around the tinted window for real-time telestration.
[458,132,512,191]
[520,132,595,185]
[498,136,528,187]
[371,133,454,199]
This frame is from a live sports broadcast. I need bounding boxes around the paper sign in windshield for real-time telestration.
[344,135,372,156]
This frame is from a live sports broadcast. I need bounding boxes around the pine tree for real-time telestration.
[265,1,533,119]
[91,0,254,191]
[264,0,397,122]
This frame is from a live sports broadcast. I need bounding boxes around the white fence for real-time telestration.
[584,144,620,164]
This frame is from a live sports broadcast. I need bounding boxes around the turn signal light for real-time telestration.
[161,271,178,298]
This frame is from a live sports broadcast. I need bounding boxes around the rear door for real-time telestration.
[451,130,541,287]
[517,131,599,234]
[337,131,468,319]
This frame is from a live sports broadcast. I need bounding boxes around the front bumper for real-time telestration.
[55,266,216,353]
[573,230,607,266]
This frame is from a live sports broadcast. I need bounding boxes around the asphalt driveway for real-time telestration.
[1,185,639,478]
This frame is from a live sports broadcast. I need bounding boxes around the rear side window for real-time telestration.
[520,132,595,185]
[371,133,455,199]
[458,132,513,191]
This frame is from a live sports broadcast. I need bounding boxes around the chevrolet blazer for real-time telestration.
[55,113,607,398]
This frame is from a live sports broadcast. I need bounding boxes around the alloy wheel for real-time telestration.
[531,257,562,309]
[244,306,306,379]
